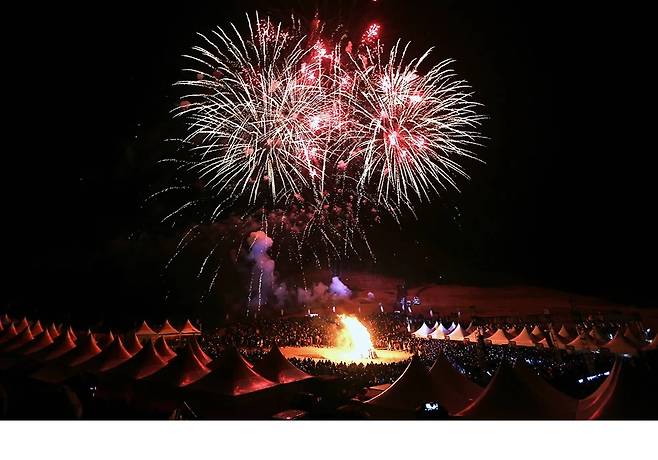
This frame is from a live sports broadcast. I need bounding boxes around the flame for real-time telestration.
[337,315,376,360]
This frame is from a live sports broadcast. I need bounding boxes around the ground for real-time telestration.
[281,346,411,364]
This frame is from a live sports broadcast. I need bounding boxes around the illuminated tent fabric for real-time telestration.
[448,322,457,333]
[180,320,201,335]
[36,328,77,362]
[557,325,575,342]
[589,326,609,345]
[123,333,143,355]
[19,330,54,355]
[188,347,276,396]
[67,327,77,342]
[96,331,115,350]
[457,361,577,419]
[31,333,102,382]
[0,324,17,345]
[0,321,3,332]
[189,336,212,366]
[535,337,550,348]
[365,355,435,412]
[141,342,210,387]
[1,313,11,325]
[531,325,546,340]
[429,323,451,340]
[600,331,638,356]
[506,327,519,337]
[510,327,539,347]
[253,344,312,384]
[486,328,512,345]
[102,339,166,381]
[428,321,440,333]
[158,320,179,336]
[412,323,431,338]
[576,359,657,419]
[464,329,480,343]
[47,323,60,339]
[31,320,44,336]
[428,353,482,414]
[465,321,477,335]
[14,317,30,333]
[447,324,466,341]
[567,334,598,351]
[1,325,34,352]
[155,336,177,362]
[135,321,157,336]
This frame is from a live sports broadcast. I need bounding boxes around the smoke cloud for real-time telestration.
[329,276,352,298]
[247,231,275,307]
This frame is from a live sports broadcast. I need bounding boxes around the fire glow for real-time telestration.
[337,315,377,360]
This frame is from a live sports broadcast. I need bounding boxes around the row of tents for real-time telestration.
[412,321,658,356]
[363,352,658,419]
[0,314,314,418]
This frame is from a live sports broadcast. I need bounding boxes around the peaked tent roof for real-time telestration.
[141,342,210,388]
[1,325,34,352]
[14,317,30,333]
[576,359,657,419]
[600,331,638,356]
[486,328,512,345]
[511,327,539,347]
[530,325,546,340]
[76,336,133,374]
[464,329,480,343]
[0,323,17,345]
[34,328,77,361]
[253,344,312,384]
[412,322,431,338]
[189,336,212,365]
[158,320,179,336]
[428,353,483,414]
[155,336,177,362]
[557,325,575,341]
[31,320,44,336]
[20,330,54,355]
[589,326,609,344]
[180,320,201,335]
[188,347,276,396]
[1,313,11,325]
[102,339,166,381]
[430,323,451,339]
[567,334,598,351]
[30,333,102,383]
[47,323,60,339]
[366,355,434,412]
[457,361,577,419]
[447,324,466,341]
[465,321,476,335]
[135,320,157,336]
[123,333,144,355]
[96,331,115,350]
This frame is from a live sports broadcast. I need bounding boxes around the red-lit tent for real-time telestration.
[510,327,539,347]
[486,328,513,345]
[123,333,143,355]
[180,320,201,336]
[1,313,11,326]
[158,320,179,336]
[35,328,77,362]
[464,329,480,343]
[14,317,29,333]
[135,321,157,336]
[576,359,657,419]
[530,325,546,340]
[253,344,312,384]
[589,326,609,345]
[96,331,115,350]
[428,353,482,414]
[101,338,166,381]
[75,336,133,374]
[19,329,54,355]
[31,320,44,336]
[154,336,177,362]
[567,334,598,351]
[600,331,638,356]
[140,342,210,388]
[189,336,212,365]
[1,325,34,352]
[457,361,577,419]
[188,347,276,396]
[47,323,60,339]
[365,355,434,412]
[31,333,102,383]
[0,324,18,345]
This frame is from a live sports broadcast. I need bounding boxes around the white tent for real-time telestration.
[447,324,466,341]
[430,323,451,340]
[412,323,432,339]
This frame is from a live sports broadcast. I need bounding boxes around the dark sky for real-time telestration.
[2,1,655,324]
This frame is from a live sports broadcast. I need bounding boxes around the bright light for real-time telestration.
[337,315,376,360]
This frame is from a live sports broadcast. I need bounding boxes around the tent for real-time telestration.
[101,339,167,381]
[188,347,277,397]
[73,335,133,375]
[365,355,435,412]
[1,313,11,325]
[189,336,212,365]
[31,320,44,336]
[622,325,644,348]
[158,320,179,336]
[180,320,201,336]
[47,323,60,339]
[566,334,598,352]
[464,321,477,335]
[428,353,482,414]
[36,328,77,362]
[530,325,546,340]
[576,359,657,419]
[589,326,609,345]
[448,322,457,333]
[1,325,34,352]
[253,344,313,384]
[96,331,115,350]
[140,343,210,388]
[430,323,451,340]
[446,324,466,341]
[123,333,143,355]
[464,329,480,343]
[19,330,54,355]
[31,333,102,382]
[154,336,177,362]
[412,322,431,339]
[457,361,577,419]
[0,324,17,345]
[600,331,638,357]
[135,321,157,336]
[510,327,539,347]
[14,317,30,333]
[486,328,512,346]
[556,325,576,342]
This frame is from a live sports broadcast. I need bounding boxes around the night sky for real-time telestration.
[3,1,654,325]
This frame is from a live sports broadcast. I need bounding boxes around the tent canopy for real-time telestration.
[253,344,312,384]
